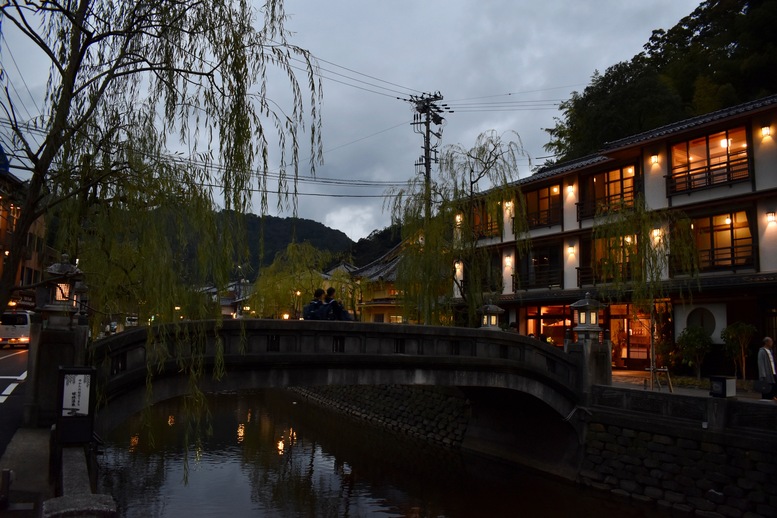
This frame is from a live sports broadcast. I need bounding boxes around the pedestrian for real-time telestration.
[756,336,777,401]
[302,288,325,320]
[324,287,352,321]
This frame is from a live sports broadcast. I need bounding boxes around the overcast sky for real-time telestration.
[1,1,702,242]
[276,0,701,240]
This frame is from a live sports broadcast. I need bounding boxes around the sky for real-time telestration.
[273,0,701,240]
[1,1,702,242]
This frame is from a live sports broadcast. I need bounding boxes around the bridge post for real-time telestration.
[24,256,90,427]
[567,293,612,401]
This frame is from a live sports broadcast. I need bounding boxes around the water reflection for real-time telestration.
[98,389,662,517]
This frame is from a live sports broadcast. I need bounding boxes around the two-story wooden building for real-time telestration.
[456,94,777,370]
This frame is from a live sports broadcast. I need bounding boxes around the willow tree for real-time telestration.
[1,2,322,450]
[592,195,699,381]
[250,242,331,319]
[386,130,529,326]
[0,0,322,321]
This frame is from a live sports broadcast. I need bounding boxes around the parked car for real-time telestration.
[0,310,34,348]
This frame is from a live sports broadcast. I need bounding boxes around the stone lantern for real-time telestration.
[479,301,505,330]
[571,292,604,340]
[566,292,611,392]
[36,254,87,329]
[26,255,90,427]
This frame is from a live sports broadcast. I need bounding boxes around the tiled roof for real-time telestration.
[351,242,402,282]
[603,94,777,151]
[527,154,611,184]
[509,94,777,188]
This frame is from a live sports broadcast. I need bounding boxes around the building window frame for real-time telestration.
[577,165,638,220]
[688,209,755,272]
[514,243,563,290]
[472,201,501,239]
[522,184,562,229]
[668,126,750,194]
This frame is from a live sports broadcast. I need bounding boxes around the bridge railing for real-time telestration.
[89,319,583,403]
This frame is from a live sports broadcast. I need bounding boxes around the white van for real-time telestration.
[0,311,33,348]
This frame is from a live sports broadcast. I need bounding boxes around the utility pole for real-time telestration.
[403,92,452,324]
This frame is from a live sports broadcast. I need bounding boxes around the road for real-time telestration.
[0,348,28,460]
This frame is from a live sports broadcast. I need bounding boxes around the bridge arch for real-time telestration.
[90,319,587,475]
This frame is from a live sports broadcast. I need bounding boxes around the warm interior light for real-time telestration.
[762,125,771,137]
[650,154,659,164]
[767,212,775,223]
[725,216,732,225]
[552,185,559,194]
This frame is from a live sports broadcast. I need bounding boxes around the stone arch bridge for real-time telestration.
[89,319,598,478]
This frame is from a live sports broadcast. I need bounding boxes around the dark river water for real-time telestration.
[97,389,665,517]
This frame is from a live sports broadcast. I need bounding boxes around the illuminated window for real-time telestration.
[670,126,749,194]
[471,202,501,238]
[691,211,753,271]
[578,165,636,220]
[524,185,562,228]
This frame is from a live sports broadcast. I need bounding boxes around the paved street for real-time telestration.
[0,350,28,460]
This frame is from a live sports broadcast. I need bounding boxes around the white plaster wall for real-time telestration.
[565,237,579,289]
[674,303,727,345]
[643,152,668,211]
[563,181,577,232]
[753,119,777,190]
[757,195,777,273]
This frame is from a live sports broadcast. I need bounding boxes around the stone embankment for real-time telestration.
[293,383,777,518]
[581,418,777,517]
[290,384,470,448]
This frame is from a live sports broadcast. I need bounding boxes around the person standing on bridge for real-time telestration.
[302,289,326,320]
[325,287,352,321]
[757,336,777,401]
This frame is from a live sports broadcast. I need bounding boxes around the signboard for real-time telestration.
[57,367,96,444]
[61,372,91,417]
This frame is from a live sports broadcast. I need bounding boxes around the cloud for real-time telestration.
[1,0,701,242]
[278,1,700,241]
[324,205,380,243]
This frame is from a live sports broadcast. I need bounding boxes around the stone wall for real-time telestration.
[584,386,777,517]
[581,421,776,517]
[290,385,470,448]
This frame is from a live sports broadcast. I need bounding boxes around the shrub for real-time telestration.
[676,325,713,380]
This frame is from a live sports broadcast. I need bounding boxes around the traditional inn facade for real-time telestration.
[456,95,777,370]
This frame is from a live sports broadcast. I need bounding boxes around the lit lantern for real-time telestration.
[571,292,604,334]
[479,301,505,330]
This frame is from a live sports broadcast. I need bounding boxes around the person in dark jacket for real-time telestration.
[757,336,777,401]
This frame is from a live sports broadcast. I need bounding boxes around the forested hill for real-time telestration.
[238,213,402,274]
[543,0,777,163]
[246,213,352,263]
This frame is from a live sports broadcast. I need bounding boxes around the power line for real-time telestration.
[0,118,410,191]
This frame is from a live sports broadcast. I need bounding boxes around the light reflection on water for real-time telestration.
[98,389,663,518]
